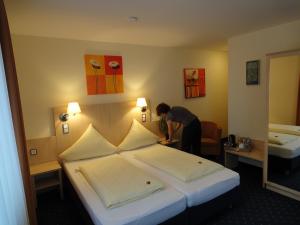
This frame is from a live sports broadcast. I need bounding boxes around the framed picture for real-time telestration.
[84,55,124,95]
[183,68,205,98]
[246,60,260,85]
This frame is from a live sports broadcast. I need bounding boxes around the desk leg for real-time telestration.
[225,153,239,169]
[58,170,64,200]
[262,161,266,188]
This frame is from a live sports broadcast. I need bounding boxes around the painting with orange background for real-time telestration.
[84,55,123,95]
[184,68,205,98]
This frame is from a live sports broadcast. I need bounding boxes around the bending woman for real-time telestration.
[156,103,201,155]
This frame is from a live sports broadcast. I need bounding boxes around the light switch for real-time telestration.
[62,123,69,134]
[30,148,37,155]
[142,113,146,122]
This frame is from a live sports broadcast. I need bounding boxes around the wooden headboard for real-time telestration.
[53,101,162,154]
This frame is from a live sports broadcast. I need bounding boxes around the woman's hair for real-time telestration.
[156,103,171,116]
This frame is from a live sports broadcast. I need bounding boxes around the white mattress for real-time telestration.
[268,133,300,158]
[120,144,240,207]
[63,155,186,225]
[269,123,300,136]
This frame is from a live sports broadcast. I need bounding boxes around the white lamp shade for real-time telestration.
[136,98,147,108]
[67,102,81,114]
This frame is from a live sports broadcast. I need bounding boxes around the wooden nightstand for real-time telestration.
[30,161,63,206]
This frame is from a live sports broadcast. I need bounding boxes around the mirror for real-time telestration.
[267,51,300,194]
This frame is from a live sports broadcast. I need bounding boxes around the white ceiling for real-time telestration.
[4,0,300,50]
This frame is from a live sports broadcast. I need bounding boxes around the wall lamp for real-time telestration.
[59,102,81,122]
[136,97,147,122]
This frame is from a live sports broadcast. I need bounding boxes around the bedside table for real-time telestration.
[30,161,64,206]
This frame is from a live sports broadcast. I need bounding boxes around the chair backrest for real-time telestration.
[201,121,221,139]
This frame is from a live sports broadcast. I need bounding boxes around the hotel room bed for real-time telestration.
[63,155,187,225]
[120,144,240,224]
[58,120,240,225]
[268,131,300,172]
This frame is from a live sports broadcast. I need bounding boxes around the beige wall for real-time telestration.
[269,56,300,125]
[12,35,228,139]
[228,19,300,140]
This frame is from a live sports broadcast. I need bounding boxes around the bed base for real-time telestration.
[64,174,94,225]
[64,172,240,225]
[187,186,240,225]
[268,155,300,173]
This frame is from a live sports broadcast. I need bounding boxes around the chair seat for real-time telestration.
[200,121,222,156]
[201,138,218,145]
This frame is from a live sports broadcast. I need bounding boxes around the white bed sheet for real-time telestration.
[268,132,300,158]
[63,155,186,225]
[120,144,240,207]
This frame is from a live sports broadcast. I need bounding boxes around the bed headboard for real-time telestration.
[53,101,162,154]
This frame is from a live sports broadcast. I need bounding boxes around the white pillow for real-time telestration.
[118,119,159,151]
[59,124,116,161]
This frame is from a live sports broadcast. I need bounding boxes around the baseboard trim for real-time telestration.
[266,181,300,201]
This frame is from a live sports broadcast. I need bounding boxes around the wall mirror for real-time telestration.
[266,49,300,200]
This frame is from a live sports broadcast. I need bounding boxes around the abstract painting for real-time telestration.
[184,68,205,98]
[84,55,123,95]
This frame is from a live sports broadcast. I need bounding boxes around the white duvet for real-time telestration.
[79,155,164,208]
[268,134,300,159]
[120,145,240,207]
[134,145,223,182]
[268,132,297,145]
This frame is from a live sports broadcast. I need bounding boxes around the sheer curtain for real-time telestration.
[297,73,300,126]
[0,46,29,224]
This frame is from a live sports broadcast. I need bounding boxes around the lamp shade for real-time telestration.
[136,98,147,108]
[67,102,81,114]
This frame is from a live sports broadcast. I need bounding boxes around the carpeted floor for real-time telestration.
[203,164,300,225]
[37,163,300,225]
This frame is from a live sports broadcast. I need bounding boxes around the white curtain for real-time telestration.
[0,46,29,225]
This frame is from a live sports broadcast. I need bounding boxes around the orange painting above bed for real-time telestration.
[84,55,124,95]
[184,68,205,98]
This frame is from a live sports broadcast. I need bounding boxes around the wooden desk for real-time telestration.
[225,147,265,168]
[30,161,63,207]
[225,147,265,186]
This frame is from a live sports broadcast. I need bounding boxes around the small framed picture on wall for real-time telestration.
[246,60,260,85]
[183,68,205,98]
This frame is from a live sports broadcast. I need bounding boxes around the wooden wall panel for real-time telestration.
[26,136,57,165]
[26,101,163,163]
[54,101,161,154]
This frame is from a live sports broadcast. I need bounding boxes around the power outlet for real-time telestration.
[30,148,37,156]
